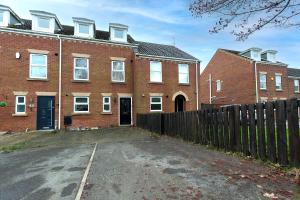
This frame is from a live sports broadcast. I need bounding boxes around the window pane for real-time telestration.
[112,71,124,81]
[38,17,50,29]
[17,105,25,113]
[114,28,124,39]
[179,64,188,73]
[150,71,161,82]
[75,105,88,112]
[151,97,161,103]
[75,58,87,68]
[179,74,188,83]
[17,96,25,103]
[113,61,124,70]
[104,97,110,103]
[151,104,161,111]
[31,66,47,78]
[0,12,3,23]
[79,24,90,34]
[31,54,46,65]
[75,97,88,103]
[295,80,299,87]
[75,69,88,79]
[150,62,161,71]
[104,104,110,111]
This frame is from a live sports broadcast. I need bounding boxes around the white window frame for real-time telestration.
[103,96,111,113]
[150,61,162,82]
[111,27,127,42]
[275,74,282,91]
[111,60,125,82]
[216,80,221,92]
[150,96,162,112]
[78,23,90,35]
[37,16,50,30]
[29,54,48,79]
[73,57,89,81]
[15,96,26,114]
[294,80,299,93]
[0,11,3,24]
[178,64,189,84]
[73,97,89,113]
[259,72,267,90]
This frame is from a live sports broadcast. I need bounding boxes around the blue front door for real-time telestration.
[37,96,55,130]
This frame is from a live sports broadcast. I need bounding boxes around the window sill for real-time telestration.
[72,80,91,83]
[276,89,283,92]
[72,112,91,116]
[149,82,164,85]
[294,91,300,94]
[260,89,267,91]
[12,113,28,117]
[150,110,163,113]
[111,81,126,84]
[178,83,190,86]
[27,78,49,82]
[101,112,112,115]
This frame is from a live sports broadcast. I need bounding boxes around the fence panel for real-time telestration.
[257,103,266,160]
[265,102,277,163]
[241,105,249,156]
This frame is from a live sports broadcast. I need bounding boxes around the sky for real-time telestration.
[1,0,299,72]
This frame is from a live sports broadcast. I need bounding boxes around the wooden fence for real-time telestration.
[137,98,300,167]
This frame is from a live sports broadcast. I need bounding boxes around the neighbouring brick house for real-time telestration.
[0,5,200,132]
[200,48,299,106]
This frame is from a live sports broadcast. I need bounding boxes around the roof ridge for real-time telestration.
[136,41,175,47]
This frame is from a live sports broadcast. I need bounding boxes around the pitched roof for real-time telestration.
[220,48,287,66]
[287,68,300,77]
[136,41,198,61]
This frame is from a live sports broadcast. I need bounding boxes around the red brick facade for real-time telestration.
[0,31,199,132]
[200,49,295,106]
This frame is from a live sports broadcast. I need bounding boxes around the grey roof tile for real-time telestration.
[288,68,300,77]
[136,41,198,61]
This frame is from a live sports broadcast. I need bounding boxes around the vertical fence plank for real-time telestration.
[287,98,300,167]
[223,107,229,151]
[229,106,235,151]
[257,103,266,160]
[275,100,289,166]
[213,109,219,148]
[265,102,277,163]
[234,105,241,152]
[218,109,224,149]
[241,105,250,156]
[248,104,257,158]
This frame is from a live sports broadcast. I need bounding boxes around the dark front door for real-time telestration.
[175,95,186,112]
[120,97,131,125]
[37,96,55,130]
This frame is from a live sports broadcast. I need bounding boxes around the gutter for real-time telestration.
[254,61,259,103]
[195,61,201,110]
[58,35,62,130]
[136,53,200,63]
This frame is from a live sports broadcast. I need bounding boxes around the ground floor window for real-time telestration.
[103,96,111,112]
[150,96,162,112]
[74,97,89,113]
[15,96,26,114]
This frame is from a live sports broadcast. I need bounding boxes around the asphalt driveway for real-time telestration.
[0,127,300,200]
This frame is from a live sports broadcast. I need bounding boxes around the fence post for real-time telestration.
[234,105,241,152]
[248,104,257,158]
[265,102,277,163]
[223,107,229,151]
[275,100,289,166]
[287,98,300,167]
[229,106,235,151]
[257,103,266,160]
[241,104,250,156]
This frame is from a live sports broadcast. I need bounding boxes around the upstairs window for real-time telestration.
[114,28,124,39]
[178,64,189,84]
[74,97,89,113]
[216,80,221,92]
[275,74,282,90]
[78,23,90,35]
[111,61,125,82]
[103,97,111,112]
[150,61,162,82]
[150,97,162,112]
[38,17,50,29]
[110,27,127,42]
[74,58,89,81]
[294,80,299,93]
[0,11,3,24]
[30,54,47,79]
[259,73,267,90]
[15,96,26,114]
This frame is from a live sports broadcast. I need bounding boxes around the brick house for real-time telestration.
[200,48,299,106]
[0,5,200,132]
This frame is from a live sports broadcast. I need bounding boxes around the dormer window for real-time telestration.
[30,10,62,33]
[240,47,262,61]
[261,50,277,63]
[0,5,23,27]
[73,17,95,38]
[110,23,128,42]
